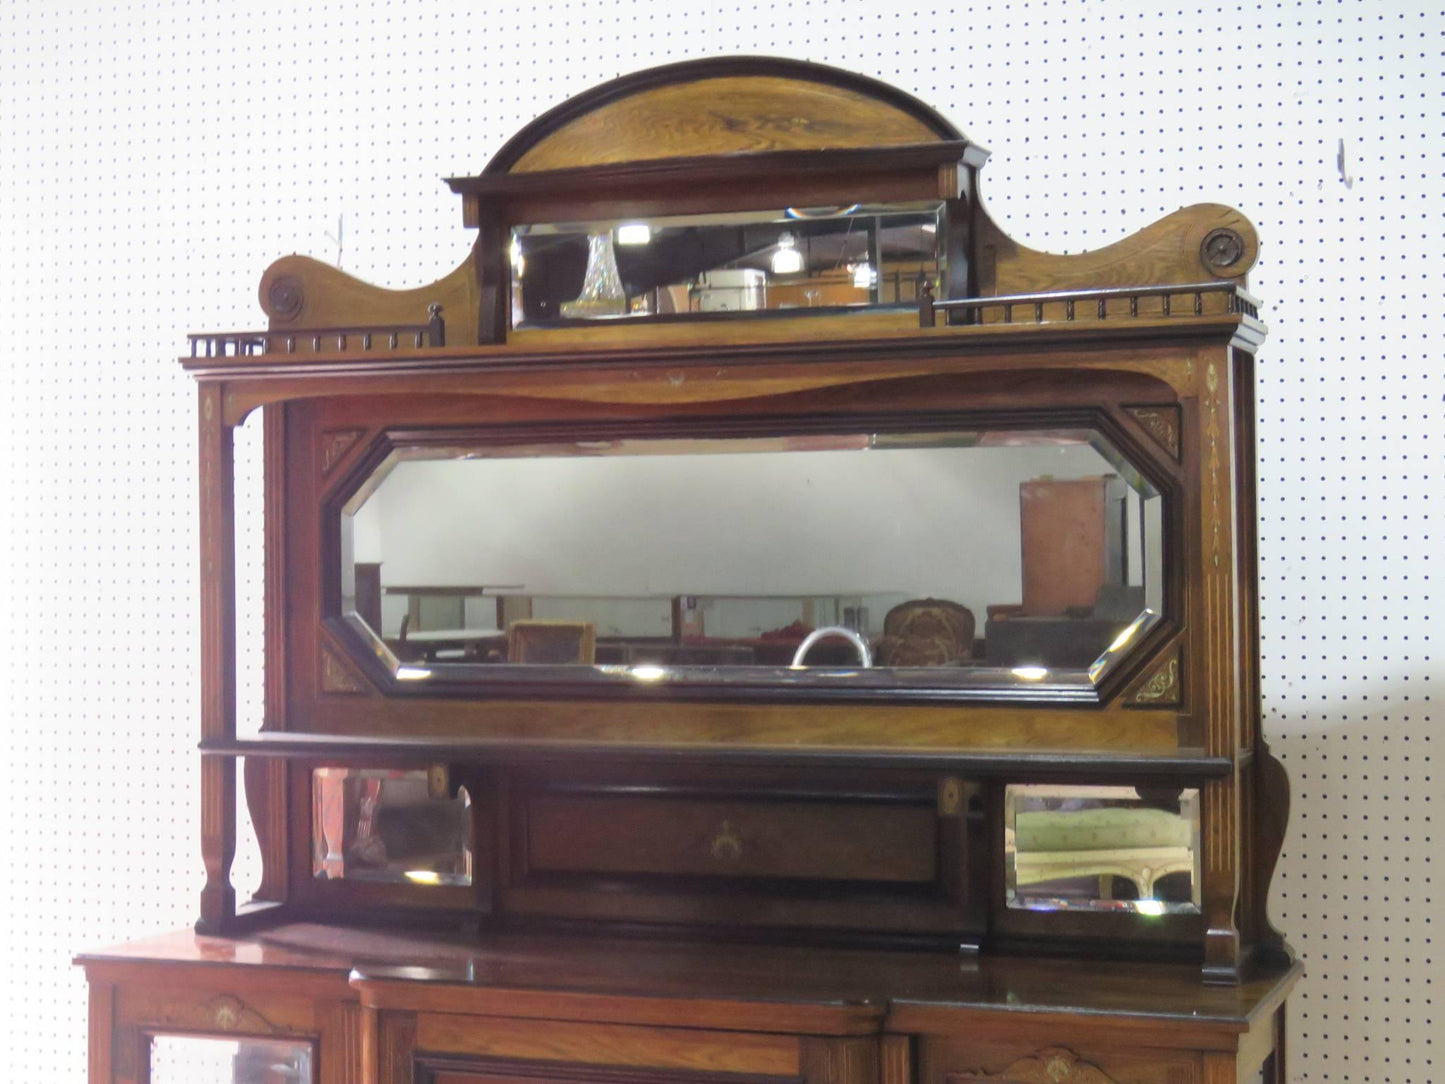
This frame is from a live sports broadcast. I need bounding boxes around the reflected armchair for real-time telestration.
[873,598,977,667]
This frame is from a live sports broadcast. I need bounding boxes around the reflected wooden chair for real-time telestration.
[873,598,976,666]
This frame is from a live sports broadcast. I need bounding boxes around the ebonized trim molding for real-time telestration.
[199,733,1234,777]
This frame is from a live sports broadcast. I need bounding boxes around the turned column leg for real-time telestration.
[197,384,237,931]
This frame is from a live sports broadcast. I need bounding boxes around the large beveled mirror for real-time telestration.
[336,424,1167,699]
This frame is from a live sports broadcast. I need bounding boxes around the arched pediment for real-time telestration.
[485,56,979,174]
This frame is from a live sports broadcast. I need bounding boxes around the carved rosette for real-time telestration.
[320,644,365,695]
[264,274,305,321]
[1200,227,1246,276]
[1125,405,1182,461]
[1127,652,1182,707]
[321,428,364,474]
[945,1047,1121,1084]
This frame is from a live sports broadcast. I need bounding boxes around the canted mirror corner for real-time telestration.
[335,423,1166,700]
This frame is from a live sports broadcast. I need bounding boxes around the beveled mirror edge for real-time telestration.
[325,414,1177,708]
[1004,782,1203,917]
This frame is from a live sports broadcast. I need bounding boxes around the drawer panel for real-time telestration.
[526,794,938,883]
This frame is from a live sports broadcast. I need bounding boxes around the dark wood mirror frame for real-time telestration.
[308,396,1184,710]
[80,57,1297,1084]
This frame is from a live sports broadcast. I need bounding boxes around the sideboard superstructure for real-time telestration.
[81,57,1297,1084]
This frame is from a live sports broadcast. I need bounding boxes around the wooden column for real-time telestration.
[197,383,237,931]
[321,1001,366,1084]
[1194,352,1243,982]
[87,981,114,1084]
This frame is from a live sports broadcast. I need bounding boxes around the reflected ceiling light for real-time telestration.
[629,664,668,682]
[616,222,652,246]
[397,666,433,681]
[771,231,804,274]
[1010,666,1049,681]
[921,222,938,234]
[851,262,876,289]
[1134,899,1167,917]
[509,236,525,276]
[404,870,442,885]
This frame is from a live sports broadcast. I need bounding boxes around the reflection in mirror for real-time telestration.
[510,202,943,325]
[311,768,471,886]
[149,1035,313,1084]
[341,427,1163,692]
[1005,784,1201,914]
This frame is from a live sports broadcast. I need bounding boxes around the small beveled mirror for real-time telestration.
[149,1035,314,1083]
[1005,784,1201,914]
[510,201,943,325]
[312,767,472,886]
[337,424,1165,700]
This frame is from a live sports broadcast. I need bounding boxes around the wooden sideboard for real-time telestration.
[80,56,1295,1084]
[81,925,1297,1084]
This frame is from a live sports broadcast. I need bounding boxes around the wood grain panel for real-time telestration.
[320,1000,364,1084]
[259,253,478,334]
[881,1036,912,1084]
[512,77,944,173]
[414,1014,801,1076]
[978,205,1258,297]
[299,694,1182,751]
[381,1010,418,1084]
[209,327,1230,426]
[358,979,883,1037]
[117,985,318,1036]
[801,1037,880,1084]
[88,981,114,1084]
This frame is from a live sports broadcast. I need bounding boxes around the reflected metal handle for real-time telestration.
[790,626,872,668]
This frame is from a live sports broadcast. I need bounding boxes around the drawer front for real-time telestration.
[927,1039,1201,1084]
[526,794,939,883]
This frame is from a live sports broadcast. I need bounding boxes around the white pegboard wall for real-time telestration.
[1,2,1439,1080]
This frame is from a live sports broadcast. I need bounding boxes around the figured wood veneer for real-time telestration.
[510,77,947,172]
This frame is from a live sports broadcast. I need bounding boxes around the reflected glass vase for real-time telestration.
[561,231,628,318]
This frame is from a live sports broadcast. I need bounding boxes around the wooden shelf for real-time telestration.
[200,732,1234,777]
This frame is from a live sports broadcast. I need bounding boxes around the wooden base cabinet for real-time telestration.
[80,927,1296,1084]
